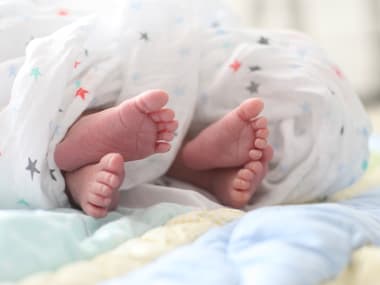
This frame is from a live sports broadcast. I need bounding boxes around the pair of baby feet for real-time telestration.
[55,90,272,218]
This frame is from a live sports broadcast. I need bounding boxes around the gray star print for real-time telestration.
[50,169,57,181]
[211,21,220,28]
[140,32,149,41]
[249,65,261,72]
[247,81,260,94]
[258,36,269,45]
[26,157,40,180]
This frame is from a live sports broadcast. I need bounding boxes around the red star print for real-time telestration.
[333,66,344,79]
[230,60,241,72]
[75,87,89,100]
[57,9,69,16]
[74,61,80,69]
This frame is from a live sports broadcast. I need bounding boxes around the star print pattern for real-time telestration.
[301,102,311,113]
[333,65,344,78]
[140,32,149,41]
[210,21,220,28]
[75,87,89,100]
[50,169,57,181]
[258,36,269,45]
[17,199,31,208]
[31,67,41,79]
[8,65,17,77]
[0,0,370,216]
[57,9,69,16]
[246,81,260,94]
[229,60,241,72]
[130,0,142,10]
[26,157,40,180]
[173,86,185,97]
[249,65,261,72]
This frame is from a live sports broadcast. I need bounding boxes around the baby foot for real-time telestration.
[182,98,268,170]
[55,90,178,171]
[65,153,125,218]
[212,146,273,208]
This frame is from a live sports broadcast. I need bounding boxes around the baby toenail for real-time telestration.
[257,129,268,137]
[249,149,262,159]
[255,139,267,148]
[255,118,267,128]
[252,163,263,173]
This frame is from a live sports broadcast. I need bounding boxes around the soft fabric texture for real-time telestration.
[101,190,380,285]
[0,203,190,282]
[324,246,380,285]
[9,208,242,285]
[0,0,371,209]
[0,134,379,285]
[0,2,378,285]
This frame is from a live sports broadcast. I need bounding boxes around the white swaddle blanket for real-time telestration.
[0,0,371,209]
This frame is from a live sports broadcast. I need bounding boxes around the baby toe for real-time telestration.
[135,90,169,113]
[155,142,171,153]
[88,191,112,208]
[96,171,120,189]
[157,121,178,132]
[256,128,269,139]
[249,149,262,160]
[157,131,175,141]
[150,108,175,122]
[100,153,124,175]
[246,161,264,177]
[228,188,252,209]
[233,177,251,190]
[263,145,274,162]
[92,183,113,198]
[253,117,268,129]
[83,203,108,219]
[237,168,254,182]
[236,98,264,122]
[254,138,267,149]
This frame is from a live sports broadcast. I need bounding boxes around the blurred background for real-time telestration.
[230,0,380,108]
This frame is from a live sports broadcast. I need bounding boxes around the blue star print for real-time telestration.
[31,67,41,79]
[8,65,17,78]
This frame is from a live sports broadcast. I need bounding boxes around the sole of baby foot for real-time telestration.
[181,98,268,170]
[65,153,125,218]
[211,145,273,208]
[55,90,178,172]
